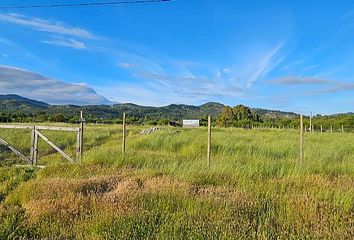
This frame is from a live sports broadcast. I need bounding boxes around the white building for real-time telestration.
[183,119,200,128]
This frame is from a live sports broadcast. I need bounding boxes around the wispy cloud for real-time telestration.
[0,13,96,39]
[139,69,242,100]
[117,62,137,69]
[308,82,354,95]
[280,58,305,70]
[0,65,110,105]
[97,83,161,106]
[135,71,214,85]
[270,75,354,97]
[42,38,87,50]
[114,54,243,105]
[0,37,15,46]
[270,76,332,85]
[246,43,284,88]
[111,42,289,105]
[106,41,287,105]
[302,64,318,72]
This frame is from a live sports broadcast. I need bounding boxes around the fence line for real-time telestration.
[1,112,352,168]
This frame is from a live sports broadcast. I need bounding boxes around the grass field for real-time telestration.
[1,124,354,239]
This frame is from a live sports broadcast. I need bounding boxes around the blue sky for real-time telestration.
[0,0,354,114]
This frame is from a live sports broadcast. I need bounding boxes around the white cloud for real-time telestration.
[0,13,96,39]
[0,65,110,105]
[42,38,87,50]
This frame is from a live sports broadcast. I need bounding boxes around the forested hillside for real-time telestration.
[1,94,354,130]
[0,94,291,123]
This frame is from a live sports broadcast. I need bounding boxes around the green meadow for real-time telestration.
[1,124,354,239]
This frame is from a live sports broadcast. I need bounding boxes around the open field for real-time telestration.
[1,124,354,239]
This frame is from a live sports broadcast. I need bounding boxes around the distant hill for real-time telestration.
[0,94,48,112]
[0,94,225,120]
[0,94,299,120]
[252,108,298,119]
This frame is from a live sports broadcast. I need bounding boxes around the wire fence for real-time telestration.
[0,115,353,167]
[35,129,78,164]
[0,128,31,165]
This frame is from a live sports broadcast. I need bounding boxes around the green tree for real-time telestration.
[50,114,66,122]
[157,118,170,126]
[217,105,262,127]
[216,106,235,127]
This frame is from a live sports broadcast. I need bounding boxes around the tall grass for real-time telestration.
[1,125,354,239]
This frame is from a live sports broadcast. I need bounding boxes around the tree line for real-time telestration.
[1,106,354,131]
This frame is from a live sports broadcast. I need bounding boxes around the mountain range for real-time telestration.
[0,94,298,120]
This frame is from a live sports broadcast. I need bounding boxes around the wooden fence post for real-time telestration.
[310,112,312,133]
[342,126,344,133]
[122,113,126,159]
[300,114,304,162]
[30,126,35,164]
[33,129,38,165]
[76,128,81,161]
[78,111,84,161]
[320,125,323,133]
[207,115,211,167]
